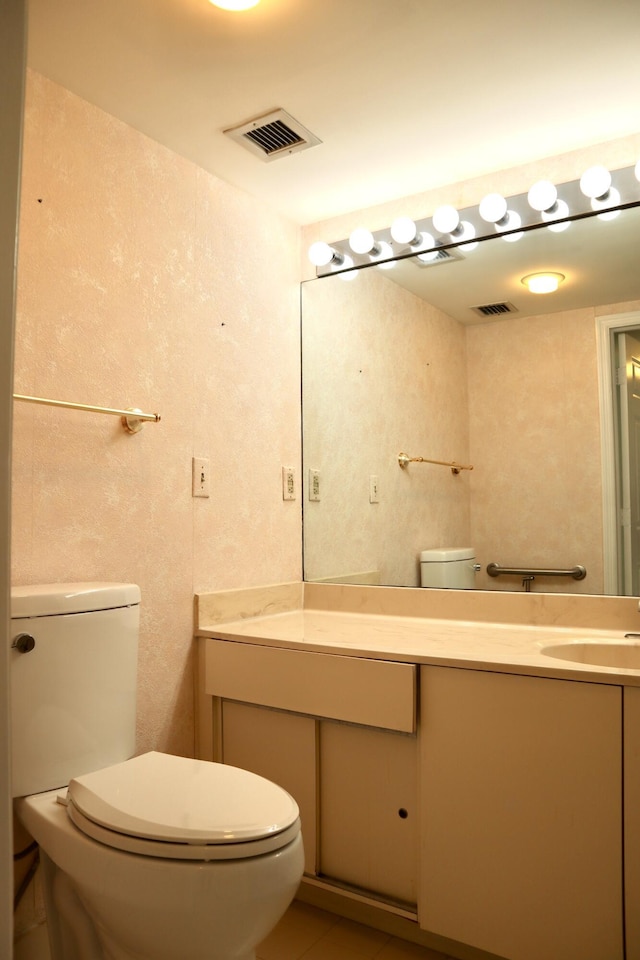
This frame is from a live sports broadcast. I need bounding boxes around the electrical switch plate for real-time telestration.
[309,468,321,501]
[192,457,210,498]
[282,466,296,500]
[369,475,379,503]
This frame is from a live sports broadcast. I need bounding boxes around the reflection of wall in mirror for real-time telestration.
[302,268,471,587]
[303,268,640,592]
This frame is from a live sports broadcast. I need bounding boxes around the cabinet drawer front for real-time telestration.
[205,639,416,732]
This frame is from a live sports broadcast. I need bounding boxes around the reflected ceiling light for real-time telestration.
[308,241,344,268]
[432,205,460,235]
[208,0,260,8]
[479,193,508,224]
[542,198,571,232]
[521,272,565,294]
[580,165,612,200]
[349,227,380,256]
[527,180,558,213]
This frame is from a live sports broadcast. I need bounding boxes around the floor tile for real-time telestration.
[376,936,451,960]
[257,901,340,960]
[312,917,391,958]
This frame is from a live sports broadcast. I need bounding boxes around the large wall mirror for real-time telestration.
[301,174,640,596]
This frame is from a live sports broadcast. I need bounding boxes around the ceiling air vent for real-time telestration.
[411,247,466,268]
[223,109,322,162]
[470,301,519,318]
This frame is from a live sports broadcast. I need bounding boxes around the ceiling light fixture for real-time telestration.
[432,205,460,236]
[307,163,636,276]
[527,180,558,213]
[208,0,260,9]
[521,272,565,294]
[349,228,380,256]
[308,241,344,268]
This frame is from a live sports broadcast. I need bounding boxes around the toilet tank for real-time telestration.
[420,548,478,589]
[10,583,140,798]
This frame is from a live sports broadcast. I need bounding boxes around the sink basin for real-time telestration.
[541,640,640,670]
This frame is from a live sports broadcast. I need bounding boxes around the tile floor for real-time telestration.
[257,901,455,960]
[14,900,457,960]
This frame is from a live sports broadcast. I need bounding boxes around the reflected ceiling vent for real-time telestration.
[470,301,519,318]
[411,247,466,268]
[223,109,322,162]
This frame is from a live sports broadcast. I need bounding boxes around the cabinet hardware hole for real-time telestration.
[398,808,408,819]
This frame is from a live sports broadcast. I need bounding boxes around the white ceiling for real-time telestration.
[26,0,640,226]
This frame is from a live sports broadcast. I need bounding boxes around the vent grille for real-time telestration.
[411,247,465,268]
[471,301,518,317]
[224,109,322,162]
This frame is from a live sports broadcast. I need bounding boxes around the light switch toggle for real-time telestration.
[192,457,210,498]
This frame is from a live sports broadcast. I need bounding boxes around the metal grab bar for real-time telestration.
[398,452,473,475]
[487,562,587,581]
[13,394,161,434]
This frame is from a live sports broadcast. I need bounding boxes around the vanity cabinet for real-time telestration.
[419,666,623,960]
[624,685,640,960]
[319,720,418,905]
[203,638,417,905]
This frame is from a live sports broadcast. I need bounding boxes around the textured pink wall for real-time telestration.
[468,306,604,594]
[12,72,302,756]
[302,268,471,586]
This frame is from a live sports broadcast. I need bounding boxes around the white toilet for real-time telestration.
[10,583,304,960]
[419,547,479,589]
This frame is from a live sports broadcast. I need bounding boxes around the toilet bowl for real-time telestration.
[11,584,304,960]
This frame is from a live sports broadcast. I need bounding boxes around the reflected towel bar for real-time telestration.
[398,452,473,475]
[487,562,587,580]
[13,394,161,434]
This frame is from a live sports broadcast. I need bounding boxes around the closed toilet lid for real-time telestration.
[66,751,299,847]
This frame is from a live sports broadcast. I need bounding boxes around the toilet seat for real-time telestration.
[63,751,301,861]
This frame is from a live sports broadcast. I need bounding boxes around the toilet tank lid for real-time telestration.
[420,548,475,562]
[11,582,141,619]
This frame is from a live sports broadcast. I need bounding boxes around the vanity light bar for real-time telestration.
[309,162,640,277]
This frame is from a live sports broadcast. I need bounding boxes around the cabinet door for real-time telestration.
[221,700,317,875]
[419,667,622,960]
[319,720,418,907]
[625,685,640,960]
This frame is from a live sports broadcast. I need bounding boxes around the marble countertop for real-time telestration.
[197,607,640,686]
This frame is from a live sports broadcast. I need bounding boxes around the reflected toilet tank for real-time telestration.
[420,547,478,589]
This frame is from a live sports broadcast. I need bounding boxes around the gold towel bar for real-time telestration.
[13,394,161,434]
[398,452,473,475]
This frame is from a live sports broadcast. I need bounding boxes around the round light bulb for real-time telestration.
[527,180,558,213]
[499,210,523,243]
[208,0,260,8]
[455,220,476,242]
[495,210,521,233]
[417,249,441,263]
[432,205,460,235]
[372,240,395,268]
[417,231,436,251]
[338,256,358,280]
[521,272,565,294]
[592,186,621,220]
[390,217,418,245]
[349,227,377,255]
[580,165,612,200]
[479,193,507,224]
[542,198,570,232]
[308,241,340,268]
